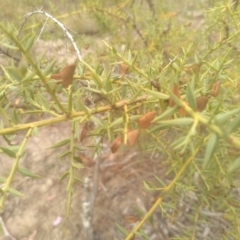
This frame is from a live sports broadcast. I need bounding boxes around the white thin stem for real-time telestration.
[36,16,49,41]
[24,10,82,61]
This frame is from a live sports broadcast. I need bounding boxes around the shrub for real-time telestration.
[0,1,240,239]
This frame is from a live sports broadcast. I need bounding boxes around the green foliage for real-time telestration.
[0,0,240,239]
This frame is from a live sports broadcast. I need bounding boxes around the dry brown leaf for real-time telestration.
[210,81,221,97]
[169,83,181,107]
[80,123,89,142]
[196,96,209,112]
[124,216,139,224]
[51,64,76,88]
[80,154,95,168]
[127,130,140,147]
[110,136,122,153]
[137,112,156,129]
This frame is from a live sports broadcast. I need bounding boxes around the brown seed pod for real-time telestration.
[199,123,207,133]
[169,83,181,107]
[184,63,201,75]
[178,101,189,116]
[119,63,129,76]
[196,96,209,112]
[80,154,95,168]
[124,216,139,224]
[110,136,122,153]
[137,112,156,129]
[210,81,221,97]
[127,130,140,147]
[178,106,188,116]
[51,64,76,88]
[80,123,89,142]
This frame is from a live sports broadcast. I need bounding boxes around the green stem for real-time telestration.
[0,105,15,126]
[0,95,148,135]
[0,25,67,114]
[0,128,33,209]
[125,147,200,240]
[123,104,129,145]
[66,121,75,216]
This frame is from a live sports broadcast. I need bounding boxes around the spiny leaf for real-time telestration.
[228,157,240,173]
[75,90,89,112]
[43,59,56,76]
[48,139,70,149]
[0,42,18,50]
[6,67,23,81]
[25,35,35,51]
[18,166,41,178]
[144,181,157,190]
[18,58,28,77]
[58,150,71,159]
[22,71,36,83]
[154,175,166,187]
[115,223,128,236]
[228,113,240,133]
[186,83,196,111]
[134,206,145,217]
[71,161,85,169]
[9,188,24,197]
[0,147,16,158]
[60,171,69,182]
[153,105,178,122]
[151,118,193,132]
[74,177,84,183]
[141,88,169,100]
[214,108,240,125]
[203,133,219,168]
[135,229,151,240]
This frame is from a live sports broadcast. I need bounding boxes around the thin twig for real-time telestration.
[22,10,96,106]
[101,152,138,169]
[125,12,148,47]
[17,7,43,38]
[125,147,200,240]
[36,16,49,41]
[81,176,94,240]
[0,47,20,62]
[24,10,82,61]
[90,156,100,214]
[0,216,16,240]
[0,95,149,136]
[146,0,155,15]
